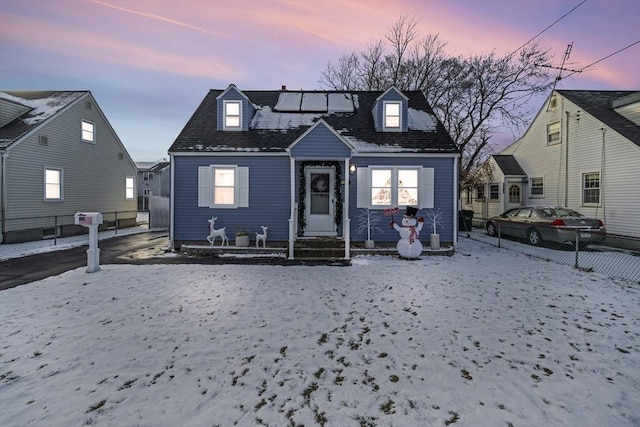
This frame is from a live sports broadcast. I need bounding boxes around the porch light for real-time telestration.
[349,163,357,174]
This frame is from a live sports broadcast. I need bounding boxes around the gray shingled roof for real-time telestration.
[0,91,88,150]
[556,90,640,147]
[169,90,458,154]
[492,155,526,175]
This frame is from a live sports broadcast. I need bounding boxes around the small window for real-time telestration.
[143,189,152,196]
[530,177,544,197]
[39,135,49,146]
[508,184,521,204]
[547,122,560,145]
[476,186,485,201]
[582,172,600,205]
[118,152,124,160]
[82,120,95,142]
[143,172,154,181]
[44,168,62,200]
[126,177,135,200]
[548,95,557,111]
[383,102,401,130]
[85,101,92,110]
[224,101,241,130]
[489,184,500,201]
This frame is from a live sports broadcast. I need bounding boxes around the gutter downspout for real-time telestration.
[288,156,296,260]
[0,151,6,244]
[343,157,350,259]
[169,153,175,250]
[565,111,570,207]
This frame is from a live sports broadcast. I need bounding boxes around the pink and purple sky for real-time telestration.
[1,0,638,161]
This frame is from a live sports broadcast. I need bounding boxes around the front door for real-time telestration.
[304,167,336,236]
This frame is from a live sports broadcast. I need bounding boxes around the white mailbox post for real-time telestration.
[74,212,103,273]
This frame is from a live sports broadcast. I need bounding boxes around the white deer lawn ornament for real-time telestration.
[207,217,229,247]
[255,226,268,248]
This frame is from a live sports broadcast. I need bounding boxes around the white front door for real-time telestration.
[304,167,336,236]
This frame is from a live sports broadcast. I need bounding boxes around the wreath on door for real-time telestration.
[298,161,343,230]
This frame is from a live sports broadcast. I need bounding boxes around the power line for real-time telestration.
[510,0,588,55]
[561,40,640,80]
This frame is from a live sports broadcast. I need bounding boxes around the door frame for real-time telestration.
[303,166,336,236]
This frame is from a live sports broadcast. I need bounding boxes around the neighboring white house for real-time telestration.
[135,161,171,211]
[463,90,640,239]
[0,91,138,243]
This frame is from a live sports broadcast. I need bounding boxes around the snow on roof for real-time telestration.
[407,108,437,131]
[340,132,420,153]
[251,105,322,130]
[0,92,85,125]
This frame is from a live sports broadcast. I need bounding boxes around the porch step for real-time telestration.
[292,237,346,259]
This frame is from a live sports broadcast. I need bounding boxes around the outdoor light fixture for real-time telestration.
[349,163,357,174]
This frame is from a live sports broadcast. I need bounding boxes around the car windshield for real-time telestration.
[539,208,583,218]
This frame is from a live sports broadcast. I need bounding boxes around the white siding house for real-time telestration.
[0,91,138,243]
[464,90,640,239]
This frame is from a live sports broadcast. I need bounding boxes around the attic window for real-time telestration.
[548,96,557,111]
[384,102,401,131]
[85,101,92,110]
[39,135,49,146]
[82,120,95,142]
[224,101,241,130]
[118,152,124,160]
[547,122,561,145]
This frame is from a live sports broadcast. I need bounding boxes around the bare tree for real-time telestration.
[319,15,554,189]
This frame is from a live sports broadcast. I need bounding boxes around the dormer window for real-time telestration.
[224,101,241,130]
[384,102,401,130]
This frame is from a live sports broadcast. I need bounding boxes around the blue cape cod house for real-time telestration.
[168,84,459,259]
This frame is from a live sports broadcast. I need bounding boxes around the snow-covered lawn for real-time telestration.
[1,237,638,426]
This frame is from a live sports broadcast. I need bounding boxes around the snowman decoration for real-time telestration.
[390,206,425,259]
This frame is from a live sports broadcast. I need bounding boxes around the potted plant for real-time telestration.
[356,208,384,249]
[425,209,444,249]
[235,228,250,247]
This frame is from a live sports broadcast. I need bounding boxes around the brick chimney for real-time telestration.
[281,85,287,91]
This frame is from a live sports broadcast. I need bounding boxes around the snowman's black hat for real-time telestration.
[405,206,418,217]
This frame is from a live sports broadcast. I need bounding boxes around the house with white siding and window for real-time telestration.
[0,91,138,243]
[463,90,640,239]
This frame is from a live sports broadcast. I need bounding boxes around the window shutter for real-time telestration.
[419,167,434,208]
[198,166,211,207]
[237,167,249,207]
[356,167,369,208]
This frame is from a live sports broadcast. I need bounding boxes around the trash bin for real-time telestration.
[459,210,474,231]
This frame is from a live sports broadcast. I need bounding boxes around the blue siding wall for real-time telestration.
[174,155,290,243]
[372,90,408,132]
[290,123,352,158]
[348,156,456,243]
[216,88,255,131]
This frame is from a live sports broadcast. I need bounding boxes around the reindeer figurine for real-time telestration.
[207,216,229,247]
[255,226,268,248]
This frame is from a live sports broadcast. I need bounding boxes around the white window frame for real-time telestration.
[383,101,402,131]
[476,186,485,201]
[223,100,242,130]
[82,120,95,143]
[547,121,561,145]
[44,167,63,201]
[356,166,433,209]
[143,172,154,181]
[582,172,600,206]
[530,177,544,197]
[489,184,500,201]
[508,184,520,204]
[126,176,135,200]
[198,165,249,209]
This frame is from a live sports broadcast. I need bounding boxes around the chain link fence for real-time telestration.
[0,211,146,258]
[461,217,640,283]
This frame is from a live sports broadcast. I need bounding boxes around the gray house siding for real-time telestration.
[289,122,352,158]
[348,156,456,243]
[1,93,137,242]
[173,155,291,245]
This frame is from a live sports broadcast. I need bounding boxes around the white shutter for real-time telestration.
[356,167,369,208]
[198,166,211,207]
[237,167,249,207]
[419,167,434,209]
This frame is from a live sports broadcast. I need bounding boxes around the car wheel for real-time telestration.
[527,228,542,246]
[487,222,497,237]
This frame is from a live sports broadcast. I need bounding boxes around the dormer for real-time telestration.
[371,86,409,132]
[216,84,255,131]
[0,96,31,128]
